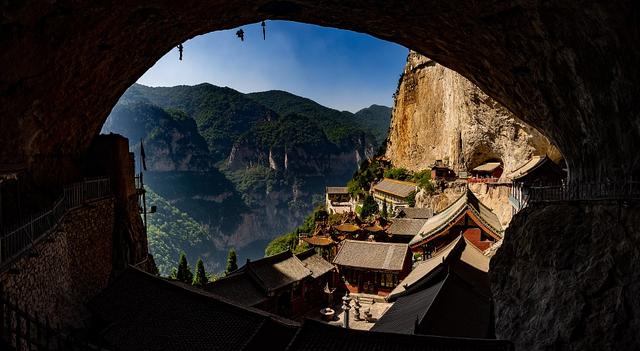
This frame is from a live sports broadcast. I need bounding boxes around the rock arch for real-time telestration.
[2,1,640,349]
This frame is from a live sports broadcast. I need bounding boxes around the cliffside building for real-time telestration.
[205,250,334,318]
[333,240,412,296]
[325,186,354,214]
[469,162,503,183]
[409,189,503,256]
[508,155,565,213]
[430,160,457,181]
[371,178,417,213]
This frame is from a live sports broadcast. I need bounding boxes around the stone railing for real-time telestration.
[529,181,640,203]
[0,178,111,270]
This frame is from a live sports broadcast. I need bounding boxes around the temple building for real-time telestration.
[508,155,565,213]
[430,160,457,181]
[371,178,417,213]
[469,162,503,182]
[88,266,513,350]
[394,207,433,219]
[205,250,334,318]
[373,235,493,339]
[409,189,503,256]
[300,235,337,261]
[325,186,354,214]
[332,240,412,296]
[387,218,429,243]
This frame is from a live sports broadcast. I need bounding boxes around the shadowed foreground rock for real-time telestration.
[491,201,640,350]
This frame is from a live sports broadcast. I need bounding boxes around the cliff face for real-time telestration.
[386,52,561,176]
[491,202,640,350]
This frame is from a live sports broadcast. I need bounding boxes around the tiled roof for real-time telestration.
[295,249,335,278]
[89,267,298,351]
[326,186,349,194]
[388,218,428,236]
[287,318,513,351]
[372,270,494,339]
[472,162,502,173]
[334,223,360,232]
[507,155,563,181]
[410,189,503,246]
[373,178,417,198]
[203,271,268,307]
[363,224,384,232]
[396,207,433,219]
[332,240,409,271]
[389,236,490,300]
[301,235,335,246]
[247,251,312,292]
[388,237,463,299]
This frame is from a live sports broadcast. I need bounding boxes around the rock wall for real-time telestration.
[0,198,115,327]
[386,52,561,176]
[491,201,640,350]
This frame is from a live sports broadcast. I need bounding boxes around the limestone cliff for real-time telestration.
[386,51,561,176]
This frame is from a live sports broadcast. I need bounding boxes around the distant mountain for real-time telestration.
[248,90,391,146]
[103,83,391,273]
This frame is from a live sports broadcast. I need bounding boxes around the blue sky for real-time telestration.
[137,21,408,112]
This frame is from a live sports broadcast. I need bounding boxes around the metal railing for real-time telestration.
[0,178,111,270]
[529,181,640,203]
[0,290,112,350]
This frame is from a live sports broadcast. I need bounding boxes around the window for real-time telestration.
[380,273,398,288]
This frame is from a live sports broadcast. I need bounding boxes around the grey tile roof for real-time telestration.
[396,207,434,219]
[326,186,349,194]
[296,249,334,278]
[372,178,417,198]
[388,218,428,236]
[89,267,298,351]
[247,251,313,292]
[472,162,502,173]
[372,270,494,339]
[287,318,513,351]
[332,240,409,271]
[204,271,268,307]
[410,189,503,246]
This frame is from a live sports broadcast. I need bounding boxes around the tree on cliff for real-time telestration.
[225,249,238,276]
[192,258,207,287]
[175,252,193,283]
[360,194,379,219]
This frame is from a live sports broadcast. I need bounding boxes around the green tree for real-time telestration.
[360,194,379,219]
[384,167,411,181]
[175,252,193,283]
[192,258,207,287]
[412,169,435,194]
[407,190,416,207]
[381,200,388,218]
[225,248,238,275]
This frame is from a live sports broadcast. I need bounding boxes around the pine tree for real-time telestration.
[382,200,388,218]
[192,258,207,287]
[360,194,379,219]
[225,248,238,276]
[175,252,193,283]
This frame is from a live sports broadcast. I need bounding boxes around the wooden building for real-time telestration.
[431,162,457,181]
[332,240,412,296]
[300,235,337,261]
[375,235,493,339]
[508,155,565,213]
[469,162,503,182]
[387,218,428,243]
[409,189,503,256]
[371,178,417,213]
[205,250,334,318]
[395,207,433,219]
[325,186,354,214]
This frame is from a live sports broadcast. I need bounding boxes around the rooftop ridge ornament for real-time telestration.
[177,43,183,60]
[236,28,245,41]
[261,20,266,40]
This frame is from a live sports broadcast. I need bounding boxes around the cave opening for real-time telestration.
[2,2,640,349]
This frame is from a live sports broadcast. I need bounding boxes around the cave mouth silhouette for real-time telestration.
[2,1,639,349]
